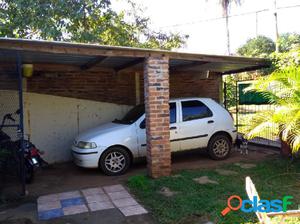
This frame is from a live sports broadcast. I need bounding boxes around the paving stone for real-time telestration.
[81,187,104,197]
[118,205,148,216]
[85,193,110,203]
[61,197,85,208]
[193,176,219,185]
[107,190,131,200]
[63,204,88,216]
[158,187,178,197]
[112,197,138,208]
[38,208,64,220]
[87,201,115,211]
[215,169,238,176]
[59,191,81,200]
[38,200,61,212]
[37,194,60,203]
[103,184,126,193]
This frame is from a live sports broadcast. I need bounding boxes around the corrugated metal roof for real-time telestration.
[0,38,271,74]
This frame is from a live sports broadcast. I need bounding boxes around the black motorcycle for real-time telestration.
[0,110,47,183]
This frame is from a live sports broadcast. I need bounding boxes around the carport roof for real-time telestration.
[0,38,270,74]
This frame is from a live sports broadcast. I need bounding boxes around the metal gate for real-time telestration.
[224,78,280,148]
[0,56,26,197]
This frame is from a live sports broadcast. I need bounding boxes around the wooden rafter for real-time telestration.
[114,58,145,72]
[80,56,108,70]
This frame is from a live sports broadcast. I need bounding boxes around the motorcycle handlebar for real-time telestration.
[6,114,16,122]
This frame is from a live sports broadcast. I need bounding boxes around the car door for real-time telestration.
[136,102,180,157]
[177,99,215,151]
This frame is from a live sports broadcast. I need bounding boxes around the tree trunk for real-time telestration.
[280,136,292,157]
[273,0,279,52]
[225,12,230,55]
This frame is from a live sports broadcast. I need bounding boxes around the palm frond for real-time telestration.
[245,66,300,153]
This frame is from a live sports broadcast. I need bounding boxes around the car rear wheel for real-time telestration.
[99,147,130,176]
[208,134,231,160]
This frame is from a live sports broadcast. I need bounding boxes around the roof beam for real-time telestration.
[221,64,271,75]
[0,39,270,66]
[81,56,108,70]
[170,61,210,71]
[114,58,145,72]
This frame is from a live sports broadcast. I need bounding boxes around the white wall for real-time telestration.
[0,90,131,163]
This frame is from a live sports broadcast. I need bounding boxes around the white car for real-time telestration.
[72,97,237,175]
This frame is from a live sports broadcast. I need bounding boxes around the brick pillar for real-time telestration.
[144,56,171,178]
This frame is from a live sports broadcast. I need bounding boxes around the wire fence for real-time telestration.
[224,80,281,148]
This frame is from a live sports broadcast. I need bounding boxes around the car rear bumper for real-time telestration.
[72,147,100,168]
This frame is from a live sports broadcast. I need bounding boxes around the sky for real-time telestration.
[112,0,300,55]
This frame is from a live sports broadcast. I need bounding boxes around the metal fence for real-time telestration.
[0,57,25,198]
[224,79,280,148]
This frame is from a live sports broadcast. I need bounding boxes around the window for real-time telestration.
[113,104,144,124]
[170,103,176,124]
[140,103,177,129]
[181,100,212,122]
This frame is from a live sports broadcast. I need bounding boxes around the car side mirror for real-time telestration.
[140,120,145,129]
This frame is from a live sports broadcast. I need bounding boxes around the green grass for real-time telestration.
[127,159,300,224]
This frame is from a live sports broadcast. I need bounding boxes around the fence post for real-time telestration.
[16,54,25,196]
[235,81,239,132]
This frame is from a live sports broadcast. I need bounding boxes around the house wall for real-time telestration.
[0,90,131,163]
[27,69,222,105]
[23,93,131,163]
[0,67,222,163]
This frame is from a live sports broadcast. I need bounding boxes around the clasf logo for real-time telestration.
[221,195,293,216]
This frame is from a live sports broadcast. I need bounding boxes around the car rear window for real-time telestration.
[181,100,213,121]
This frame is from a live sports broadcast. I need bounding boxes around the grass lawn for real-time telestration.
[127,158,300,224]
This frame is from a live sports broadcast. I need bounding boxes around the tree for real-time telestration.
[278,33,300,53]
[237,33,300,58]
[237,36,276,58]
[219,0,241,55]
[0,0,186,50]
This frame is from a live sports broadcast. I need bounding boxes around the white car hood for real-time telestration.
[76,122,130,141]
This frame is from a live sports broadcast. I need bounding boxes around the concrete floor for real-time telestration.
[25,146,276,197]
[0,146,278,224]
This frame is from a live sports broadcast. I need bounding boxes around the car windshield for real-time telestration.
[113,104,145,124]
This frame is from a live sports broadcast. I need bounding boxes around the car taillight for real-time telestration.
[30,148,39,156]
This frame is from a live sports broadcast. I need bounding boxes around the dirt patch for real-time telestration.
[193,176,218,185]
[0,218,34,224]
[158,187,178,197]
[215,169,238,176]
[234,163,257,169]
[1,146,273,208]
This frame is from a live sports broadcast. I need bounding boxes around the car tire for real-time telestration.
[208,134,232,160]
[99,147,131,176]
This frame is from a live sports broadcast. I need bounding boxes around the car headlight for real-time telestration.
[76,141,97,149]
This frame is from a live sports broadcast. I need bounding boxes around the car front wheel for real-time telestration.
[208,134,231,160]
[99,147,131,176]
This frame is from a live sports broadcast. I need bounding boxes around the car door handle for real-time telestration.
[170,126,177,130]
[207,120,214,124]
